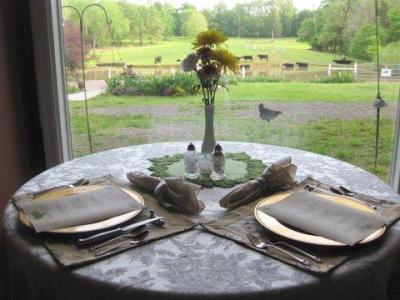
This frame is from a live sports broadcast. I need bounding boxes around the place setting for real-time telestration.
[11,176,198,267]
[201,156,400,273]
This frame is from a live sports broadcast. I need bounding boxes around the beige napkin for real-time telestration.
[219,156,297,209]
[127,172,205,215]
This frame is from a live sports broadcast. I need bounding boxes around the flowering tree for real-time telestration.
[63,21,89,74]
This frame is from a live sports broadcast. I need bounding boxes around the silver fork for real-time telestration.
[247,233,310,266]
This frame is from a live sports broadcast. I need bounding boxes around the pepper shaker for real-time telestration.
[211,144,225,180]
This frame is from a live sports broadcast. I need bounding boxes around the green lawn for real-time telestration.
[69,81,399,110]
[90,37,336,66]
[69,81,399,181]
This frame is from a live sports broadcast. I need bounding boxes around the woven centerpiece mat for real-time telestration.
[148,152,266,188]
[12,176,196,268]
[202,177,400,273]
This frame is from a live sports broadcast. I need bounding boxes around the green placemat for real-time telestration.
[148,152,266,188]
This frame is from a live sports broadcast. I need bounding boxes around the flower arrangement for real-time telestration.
[181,30,238,105]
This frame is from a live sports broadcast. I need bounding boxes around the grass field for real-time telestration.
[69,81,399,180]
[70,82,399,109]
[90,37,336,66]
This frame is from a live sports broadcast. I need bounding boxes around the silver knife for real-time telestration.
[76,216,164,247]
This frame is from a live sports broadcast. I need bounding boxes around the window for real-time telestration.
[32,0,400,190]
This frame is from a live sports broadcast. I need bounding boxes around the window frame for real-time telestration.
[30,0,72,167]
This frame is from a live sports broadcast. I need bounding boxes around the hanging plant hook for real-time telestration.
[62,4,112,154]
[373,0,388,169]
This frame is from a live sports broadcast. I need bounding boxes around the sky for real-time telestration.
[126,0,322,11]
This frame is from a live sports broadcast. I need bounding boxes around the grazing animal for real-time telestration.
[282,63,295,69]
[242,55,253,61]
[235,56,242,61]
[258,54,268,61]
[258,104,282,122]
[296,62,308,69]
[154,56,162,64]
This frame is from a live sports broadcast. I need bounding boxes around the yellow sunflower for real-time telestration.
[211,48,239,73]
[192,30,228,49]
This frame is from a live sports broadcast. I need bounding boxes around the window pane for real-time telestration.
[61,0,400,182]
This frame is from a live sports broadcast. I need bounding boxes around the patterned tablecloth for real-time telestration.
[2,142,400,300]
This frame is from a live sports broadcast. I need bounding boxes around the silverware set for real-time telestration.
[304,183,379,209]
[247,233,321,266]
[91,230,149,257]
[77,209,164,256]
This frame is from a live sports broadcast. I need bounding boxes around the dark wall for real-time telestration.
[0,0,46,216]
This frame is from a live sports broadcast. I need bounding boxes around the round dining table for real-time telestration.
[2,142,400,300]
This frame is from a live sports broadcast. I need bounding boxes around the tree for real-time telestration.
[63,21,89,73]
[317,0,353,54]
[291,10,313,36]
[63,0,129,52]
[180,11,208,37]
[297,18,316,42]
[378,41,400,64]
[386,9,400,43]
[125,5,165,46]
[350,24,376,60]
[154,2,176,39]
[174,4,197,36]
[278,0,296,37]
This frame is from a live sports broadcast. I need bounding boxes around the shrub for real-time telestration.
[106,72,199,96]
[313,73,356,83]
[377,42,400,64]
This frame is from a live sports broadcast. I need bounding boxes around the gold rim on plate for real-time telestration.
[18,185,144,234]
[254,192,386,247]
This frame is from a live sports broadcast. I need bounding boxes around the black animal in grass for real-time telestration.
[258,54,268,61]
[154,56,162,64]
[296,62,308,69]
[258,104,282,122]
[242,55,253,61]
[282,63,295,69]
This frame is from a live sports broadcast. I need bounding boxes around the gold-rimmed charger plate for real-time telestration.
[254,192,386,247]
[18,185,144,234]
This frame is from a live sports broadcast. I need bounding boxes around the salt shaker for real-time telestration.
[211,144,225,180]
[184,143,200,179]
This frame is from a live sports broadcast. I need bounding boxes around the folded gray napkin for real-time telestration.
[127,172,205,215]
[219,156,297,209]
[258,191,388,246]
[17,186,143,233]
